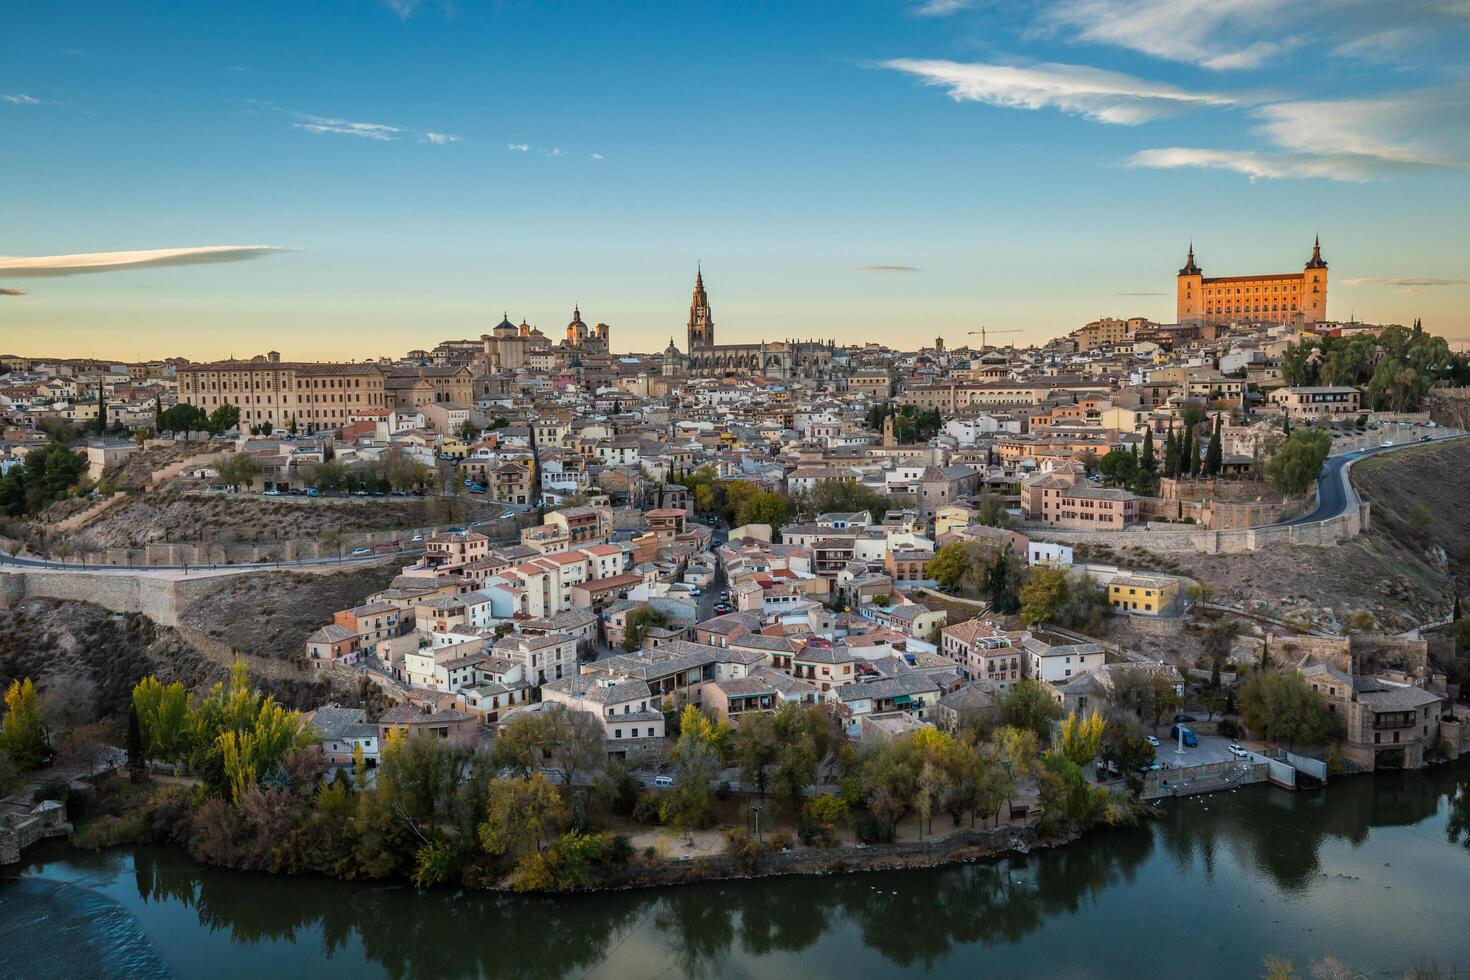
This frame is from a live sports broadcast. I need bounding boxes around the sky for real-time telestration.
[3,0,1469,360]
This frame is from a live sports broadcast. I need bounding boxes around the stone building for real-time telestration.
[1176,238,1328,326]
[663,269,844,383]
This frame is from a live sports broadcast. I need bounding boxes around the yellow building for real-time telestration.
[1176,239,1328,326]
[1108,574,1179,615]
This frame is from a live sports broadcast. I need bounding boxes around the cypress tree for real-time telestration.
[1141,427,1155,469]
[1188,424,1201,477]
[1164,428,1179,478]
[127,701,146,784]
[1204,416,1223,477]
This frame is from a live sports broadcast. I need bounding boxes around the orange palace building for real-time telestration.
[1176,238,1328,327]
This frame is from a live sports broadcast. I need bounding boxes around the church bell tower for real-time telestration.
[687,266,715,350]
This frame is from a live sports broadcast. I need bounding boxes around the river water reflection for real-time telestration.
[4,761,1470,978]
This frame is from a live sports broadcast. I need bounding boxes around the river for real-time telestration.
[4,762,1470,979]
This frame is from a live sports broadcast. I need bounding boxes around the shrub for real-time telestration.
[605,833,634,866]
[1217,718,1240,739]
[724,828,760,874]
[766,828,794,852]
[632,791,661,823]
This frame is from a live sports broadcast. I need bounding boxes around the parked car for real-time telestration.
[468,483,486,494]
[350,548,371,556]
[353,489,368,496]
[500,510,515,520]
[1144,735,1160,747]
[305,487,320,497]
[653,775,674,788]
[1169,724,1198,747]
[1173,713,1197,723]
[411,534,425,542]
[1229,743,1249,759]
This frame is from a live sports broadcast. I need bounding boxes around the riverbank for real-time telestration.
[8,762,1470,979]
[61,767,1106,894]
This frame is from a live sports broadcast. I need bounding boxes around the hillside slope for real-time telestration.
[1087,440,1469,633]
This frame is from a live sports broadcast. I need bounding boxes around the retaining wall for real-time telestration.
[0,570,249,627]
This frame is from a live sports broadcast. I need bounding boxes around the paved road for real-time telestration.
[0,548,421,574]
[1278,432,1466,527]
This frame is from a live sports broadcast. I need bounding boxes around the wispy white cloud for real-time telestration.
[1330,27,1422,62]
[383,0,453,18]
[1129,86,1470,181]
[914,0,978,15]
[1125,147,1394,181]
[1343,277,1465,287]
[2,94,41,105]
[590,152,605,160]
[293,113,402,141]
[1043,0,1298,70]
[0,246,289,278]
[857,265,921,272]
[881,58,1238,124]
[1253,96,1466,167]
[507,143,529,152]
[545,147,564,157]
[423,131,461,144]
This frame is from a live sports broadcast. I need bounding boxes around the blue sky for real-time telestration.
[3,0,1468,359]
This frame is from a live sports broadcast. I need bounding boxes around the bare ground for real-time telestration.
[176,563,401,661]
[47,492,475,550]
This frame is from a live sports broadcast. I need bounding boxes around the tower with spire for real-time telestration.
[687,266,715,350]
[1176,241,1205,323]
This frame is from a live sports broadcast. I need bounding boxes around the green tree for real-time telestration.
[999,680,1063,742]
[127,701,146,783]
[732,710,780,799]
[1264,429,1332,498]
[986,546,1023,614]
[1097,449,1138,488]
[217,452,263,490]
[737,491,789,529]
[0,678,47,771]
[1238,671,1331,750]
[975,493,1012,529]
[1019,565,1069,626]
[479,774,569,857]
[0,443,88,517]
[207,403,241,435]
[621,605,669,651]
[1203,416,1223,477]
[929,541,978,591]
[800,793,848,847]
[1163,428,1179,478]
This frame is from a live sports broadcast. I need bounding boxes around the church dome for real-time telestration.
[493,312,516,336]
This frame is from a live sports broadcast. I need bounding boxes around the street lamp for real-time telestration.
[751,804,763,846]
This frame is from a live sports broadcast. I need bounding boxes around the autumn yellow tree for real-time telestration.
[0,678,46,771]
[1058,711,1105,767]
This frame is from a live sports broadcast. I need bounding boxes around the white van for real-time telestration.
[653,775,674,788]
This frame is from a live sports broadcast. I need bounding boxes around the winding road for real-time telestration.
[1279,431,1467,527]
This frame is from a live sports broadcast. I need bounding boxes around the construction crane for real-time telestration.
[968,326,1022,348]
